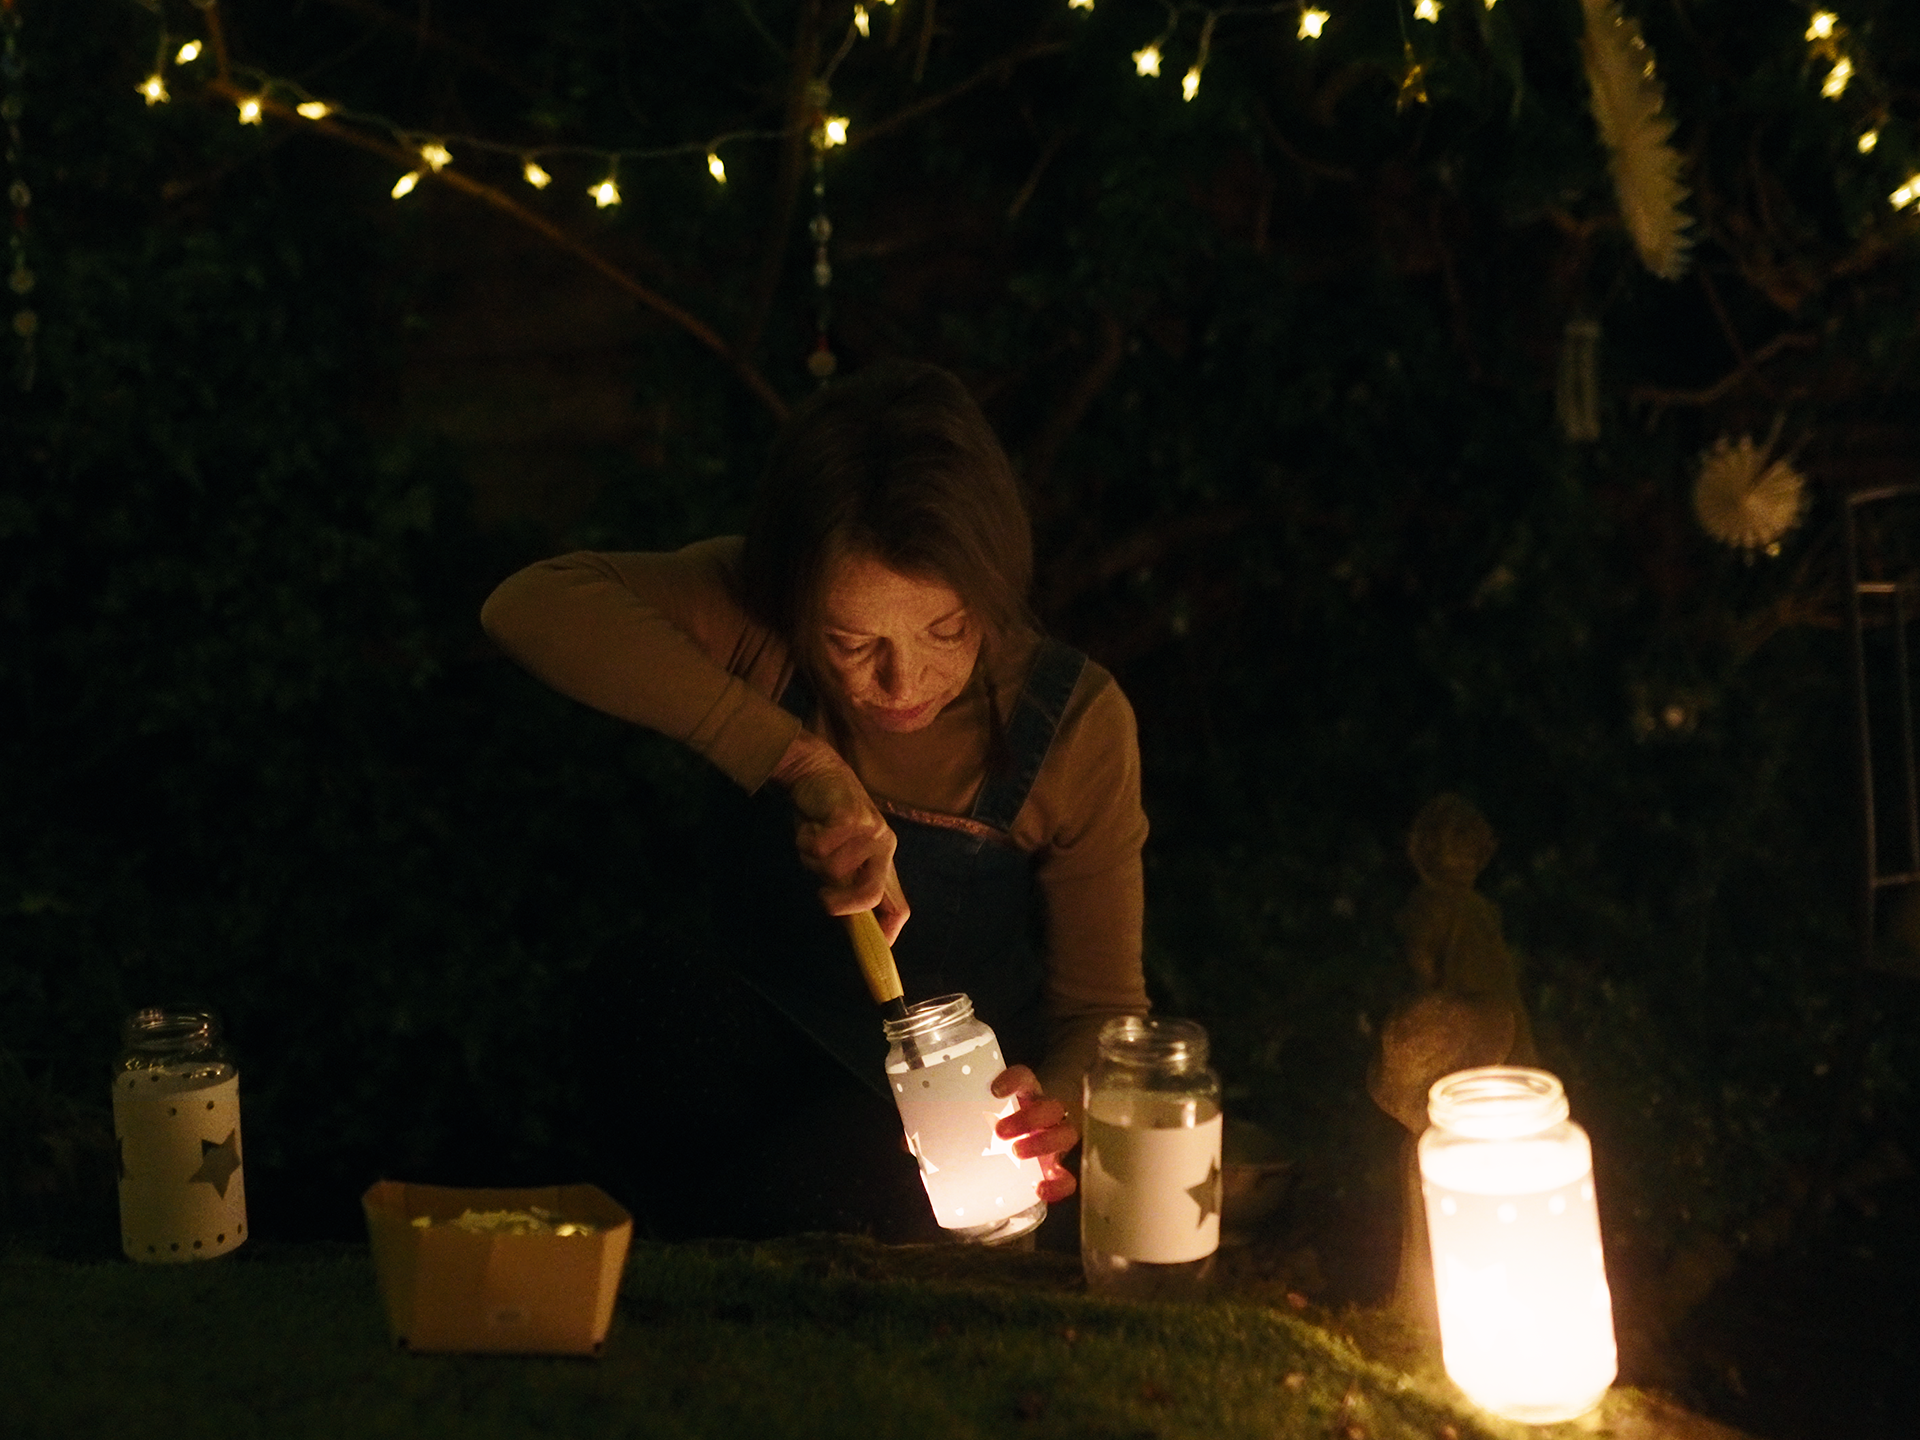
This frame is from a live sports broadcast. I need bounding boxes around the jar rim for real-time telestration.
[121,1005,220,1054]
[882,993,973,1042]
[1427,1065,1569,1136]
[1095,1014,1209,1068]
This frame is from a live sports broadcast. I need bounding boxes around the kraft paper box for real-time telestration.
[362,1180,632,1355]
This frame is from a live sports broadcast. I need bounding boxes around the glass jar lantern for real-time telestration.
[884,993,1046,1244]
[1419,1066,1616,1423]
[1080,1015,1223,1297]
[113,1006,248,1263]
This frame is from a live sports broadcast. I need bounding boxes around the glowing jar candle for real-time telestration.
[113,1006,248,1263]
[1081,1016,1222,1297]
[1419,1066,1616,1423]
[884,994,1046,1244]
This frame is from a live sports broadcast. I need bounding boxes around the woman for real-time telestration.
[482,360,1148,1241]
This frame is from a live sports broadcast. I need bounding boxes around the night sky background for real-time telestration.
[4,2,1920,1435]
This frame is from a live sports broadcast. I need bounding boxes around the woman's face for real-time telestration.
[819,551,982,734]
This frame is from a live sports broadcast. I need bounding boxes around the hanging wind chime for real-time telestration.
[806,86,846,383]
[2,0,35,391]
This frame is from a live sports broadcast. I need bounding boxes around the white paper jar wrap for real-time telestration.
[1418,1066,1615,1424]
[1082,1095,1222,1263]
[113,1007,248,1263]
[884,994,1045,1244]
[1080,1015,1223,1296]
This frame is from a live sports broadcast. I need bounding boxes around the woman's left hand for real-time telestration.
[991,1065,1079,1203]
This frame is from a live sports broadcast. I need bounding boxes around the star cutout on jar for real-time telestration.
[981,1097,1027,1167]
[189,1129,242,1199]
[1187,1159,1222,1225]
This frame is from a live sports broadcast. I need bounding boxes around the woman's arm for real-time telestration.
[770,727,910,942]
[483,542,908,935]
[480,541,801,793]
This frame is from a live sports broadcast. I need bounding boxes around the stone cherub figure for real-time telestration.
[1368,793,1538,1335]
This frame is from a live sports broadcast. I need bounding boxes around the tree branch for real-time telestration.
[198,1,786,417]
[1021,313,1126,498]
[737,0,821,362]
[1626,329,1819,411]
[204,79,789,420]
[847,39,1070,152]
[310,0,537,97]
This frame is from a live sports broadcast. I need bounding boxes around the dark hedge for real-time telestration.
[2,1,1917,1311]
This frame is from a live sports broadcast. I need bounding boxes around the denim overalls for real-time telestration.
[666,639,1088,1239]
[733,638,1089,1097]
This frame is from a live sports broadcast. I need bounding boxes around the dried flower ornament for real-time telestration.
[1692,431,1808,556]
[1578,0,1692,280]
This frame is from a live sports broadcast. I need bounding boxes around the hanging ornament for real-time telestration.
[1578,0,1692,281]
[2,0,34,390]
[806,94,838,382]
[1692,428,1807,556]
[1555,318,1602,442]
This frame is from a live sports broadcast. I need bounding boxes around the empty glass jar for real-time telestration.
[1080,1015,1222,1297]
[113,1006,248,1262]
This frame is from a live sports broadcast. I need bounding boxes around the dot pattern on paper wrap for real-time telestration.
[1080,1092,1223,1265]
[890,1039,1041,1229]
[1419,1170,1616,1420]
[113,1067,248,1262]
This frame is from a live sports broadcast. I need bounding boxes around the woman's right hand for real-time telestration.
[771,729,911,943]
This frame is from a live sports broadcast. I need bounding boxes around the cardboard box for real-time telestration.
[362,1180,632,1355]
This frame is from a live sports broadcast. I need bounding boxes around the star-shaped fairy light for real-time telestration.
[1578,0,1692,279]
[189,1129,243,1199]
[1692,433,1807,556]
[1187,1158,1223,1225]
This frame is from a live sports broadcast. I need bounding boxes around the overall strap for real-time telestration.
[969,638,1088,834]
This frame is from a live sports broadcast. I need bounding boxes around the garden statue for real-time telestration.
[1368,793,1538,1336]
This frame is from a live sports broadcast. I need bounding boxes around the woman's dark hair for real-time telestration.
[741,360,1035,691]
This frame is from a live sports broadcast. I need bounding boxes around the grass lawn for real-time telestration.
[0,1234,1749,1440]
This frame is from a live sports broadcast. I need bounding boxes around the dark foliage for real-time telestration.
[3,10,1918,1379]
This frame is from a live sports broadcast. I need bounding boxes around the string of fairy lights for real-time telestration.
[115,0,1920,379]
[126,2,1920,211]
[1800,7,1920,205]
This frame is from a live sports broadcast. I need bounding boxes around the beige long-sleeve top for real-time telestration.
[480,537,1150,1114]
